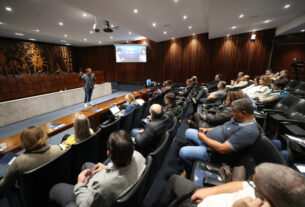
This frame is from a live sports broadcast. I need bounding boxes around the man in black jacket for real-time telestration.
[164,93,182,118]
[131,104,172,156]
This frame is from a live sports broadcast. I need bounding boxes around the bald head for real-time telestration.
[149,104,163,119]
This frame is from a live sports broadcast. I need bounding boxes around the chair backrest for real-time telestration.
[286,98,305,121]
[98,118,121,161]
[19,148,72,207]
[168,117,179,143]
[284,80,299,91]
[71,129,100,180]
[293,81,305,95]
[113,155,153,207]
[249,134,287,165]
[132,104,145,128]
[273,94,300,112]
[142,102,150,118]
[120,109,135,132]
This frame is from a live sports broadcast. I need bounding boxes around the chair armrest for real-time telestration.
[283,124,305,137]
[203,177,224,187]
[279,119,305,125]
[263,109,283,113]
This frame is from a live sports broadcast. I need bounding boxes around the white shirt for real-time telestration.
[243,85,270,99]
[198,182,256,207]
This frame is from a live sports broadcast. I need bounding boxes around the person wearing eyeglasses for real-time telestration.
[154,163,305,207]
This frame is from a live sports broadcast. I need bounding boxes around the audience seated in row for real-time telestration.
[242,75,271,99]
[203,74,223,92]
[179,98,259,174]
[154,163,305,207]
[50,130,146,207]
[123,94,140,115]
[187,91,245,129]
[227,75,250,89]
[0,126,62,197]
[257,80,289,104]
[131,104,172,157]
[194,81,227,104]
[164,92,182,118]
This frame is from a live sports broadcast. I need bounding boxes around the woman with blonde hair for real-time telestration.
[61,114,94,151]
[0,126,62,196]
[243,75,271,99]
[123,94,139,115]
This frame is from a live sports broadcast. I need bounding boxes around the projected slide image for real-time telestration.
[115,44,147,63]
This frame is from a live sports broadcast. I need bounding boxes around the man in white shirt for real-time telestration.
[154,163,305,207]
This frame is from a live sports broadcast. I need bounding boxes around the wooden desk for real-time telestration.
[0,88,154,155]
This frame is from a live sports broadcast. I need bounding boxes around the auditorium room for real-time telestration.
[0,0,305,206]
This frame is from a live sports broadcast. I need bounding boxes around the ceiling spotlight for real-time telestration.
[98,41,102,44]
[126,41,129,43]
[226,34,230,37]
[89,30,94,34]
[0,22,3,25]
[128,32,132,35]
[58,22,64,26]
[251,33,256,41]
[152,22,156,27]
[64,34,67,37]
[5,7,12,12]
[171,37,175,40]
[183,15,187,20]
[188,26,192,29]
[82,13,87,17]
[192,33,195,36]
[60,40,66,43]
[15,32,24,36]
[35,29,40,32]
[239,14,244,18]
[163,31,167,35]
[301,29,305,32]
[110,36,113,39]
[65,43,71,46]
[174,0,179,2]
[133,9,138,14]
[263,20,270,23]
[284,4,290,9]
[232,26,236,29]
[29,38,36,41]
[83,38,87,41]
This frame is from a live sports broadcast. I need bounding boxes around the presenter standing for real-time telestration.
[79,68,96,107]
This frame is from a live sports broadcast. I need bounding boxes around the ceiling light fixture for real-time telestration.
[232,26,236,29]
[58,22,64,26]
[61,40,66,43]
[89,30,93,34]
[251,33,256,41]
[5,7,12,12]
[0,22,3,25]
[126,41,129,43]
[128,32,132,35]
[226,34,230,37]
[83,38,87,41]
[263,20,270,23]
[65,43,70,46]
[82,13,87,17]
[35,29,40,32]
[174,0,179,2]
[284,4,290,9]
[171,37,175,40]
[15,32,24,36]
[98,41,102,44]
[110,36,113,39]
[133,9,138,14]
[163,31,167,35]
[192,33,195,36]
[188,26,192,29]
[29,38,36,41]
[301,29,305,32]
[152,22,156,27]
[64,34,67,37]
[239,14,244,18]
[183,15,187,20]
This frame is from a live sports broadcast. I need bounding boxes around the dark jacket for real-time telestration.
[135,115,172,156]
[205,106,232,126]
[164,105,182,117]
[206,80,220,92]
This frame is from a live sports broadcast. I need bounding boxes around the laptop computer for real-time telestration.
[109,105,124,117]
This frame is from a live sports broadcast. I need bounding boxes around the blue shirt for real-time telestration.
[206,118,259,151]
[124,103,139,115]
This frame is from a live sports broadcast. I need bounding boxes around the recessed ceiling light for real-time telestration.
[263,20,270,23]
[133,9,138,14]
[284,4,290,9]
[188,26,192,29]
[227,34,230,37]
[110,36,113,39]
[174,0,179,2]
[251,34,256,41]
[128,32,132,35]
[83,38,87,41]
[111,24,114,28]
[15,32,24,36]
[58,22,64,26]
[183,15,187,20]
[60,40,66,43]
[64,34,67,38]
[171,37,175,40]
[301,29,305,32]
[65,43,70,46]
[239,14,244,18]
[126,40,129,43]
[5,7,12,12]
[152,22,156,27]
[163,31,167,35]
[98,41,102,44]
[82,13,87,17]
[35,29,40,32]
[252,29,256,32]
[232,26,236,29]
[0,22,3,25]
[192,33,195,36]
[29,38,36,41]
[89,30,93,34]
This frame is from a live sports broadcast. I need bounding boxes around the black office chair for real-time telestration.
[70,129,100,180]
[168,117,180,143]
[18,148,72,207]
[292,81,305,96]
[132,104,145,128]
[120,110,135,132]
[284,80,299,91]
[142,102,151,118]
[112,155,153,207]
[97,118,121,161]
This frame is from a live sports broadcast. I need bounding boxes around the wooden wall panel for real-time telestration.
[270,33,305,81]
[72,29,275,84]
